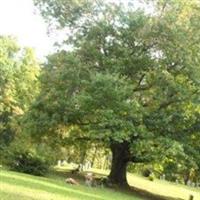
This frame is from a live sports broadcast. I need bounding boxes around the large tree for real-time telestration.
[29,0,200,186]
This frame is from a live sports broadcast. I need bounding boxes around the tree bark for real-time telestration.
[79,148,87,164]
[91,146,97,167]
[108,142,130,187]
[184,172,190,185]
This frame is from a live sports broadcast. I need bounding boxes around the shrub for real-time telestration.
[7,150,50,176]
[142,168,151,177]
[148,173,155,181]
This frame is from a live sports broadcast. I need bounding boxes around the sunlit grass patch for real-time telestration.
[1,168,199,200]
[0,170,142,200]
[128,173,200,200]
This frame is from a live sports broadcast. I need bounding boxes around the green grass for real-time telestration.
[128,173,200,200]
[91,168,200,200]
[0,169,142,200]
[0,168,199,200]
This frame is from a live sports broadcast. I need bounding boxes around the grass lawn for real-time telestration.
[91,168,200,200]
[128,173,200,200]
[0,168,199,200]
[0,169,143,200]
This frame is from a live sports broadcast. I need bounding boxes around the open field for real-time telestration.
[0,169,143,200]
[91,168,200,200]
[1,168,199,200]
[128,173,200,200]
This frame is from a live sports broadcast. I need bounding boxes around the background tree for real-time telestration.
[29,0,200,186]
[0,36,40,154]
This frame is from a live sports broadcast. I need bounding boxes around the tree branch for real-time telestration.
[131,155,151,163]
[133,84,153,92]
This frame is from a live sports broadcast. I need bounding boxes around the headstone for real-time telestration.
[85,161,91,170]
[82,164,86,171]
[79,164,83,171]
[57,160,61,167]
[62,160,67,166]
[187,180,191,186]
[161,174,166,180]
[191,182,195,187]
[85,173,93,187]
[60,160,64,166]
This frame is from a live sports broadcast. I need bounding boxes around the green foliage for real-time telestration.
[0,36,40,151]
[7,150,50,176]
[142,168,152,177]
[148,173,155,181]
[30,0,200,184]
[2,133,50,176]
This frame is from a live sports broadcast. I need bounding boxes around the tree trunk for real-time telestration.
[184,172,190,185]
[91,146,97,167]
[108,142,130,187]
[79,143,88,164]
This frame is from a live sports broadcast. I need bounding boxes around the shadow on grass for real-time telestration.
[123,186,184,200]
[50,169,184,200]
[48,169,186,200]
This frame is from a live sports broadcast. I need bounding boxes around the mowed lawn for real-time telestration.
[0,169,143,200]
[128,173,200,200]
[91,168,200,200]
[0,168,200,200]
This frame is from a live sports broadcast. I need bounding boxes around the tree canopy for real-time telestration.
[28,0,200,186]
[0,36,40,150]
